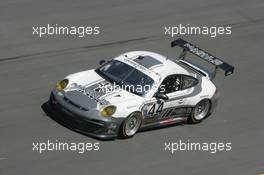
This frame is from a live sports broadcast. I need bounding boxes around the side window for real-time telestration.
[159,75,181,94]
[182,75,198,90]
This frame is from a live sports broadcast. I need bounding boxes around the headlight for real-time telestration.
[100,105,116,117]
[56,79,69,91]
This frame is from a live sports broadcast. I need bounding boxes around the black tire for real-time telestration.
[188,99,211,124]
[119,112,143,139]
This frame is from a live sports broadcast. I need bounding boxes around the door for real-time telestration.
[142,74,191,122]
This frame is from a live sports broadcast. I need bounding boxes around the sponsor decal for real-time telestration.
[184,43,223,66]
[123,58,149,72]
[71,83,109,105]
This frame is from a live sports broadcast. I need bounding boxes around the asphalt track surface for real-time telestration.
[1,0,264,174]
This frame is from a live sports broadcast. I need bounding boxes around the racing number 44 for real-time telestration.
[148,102,164,115]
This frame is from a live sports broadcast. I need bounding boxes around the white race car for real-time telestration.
[47,38,234,140]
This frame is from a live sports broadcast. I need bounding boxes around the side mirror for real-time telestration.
[99,60,106,65]
[154,92,168,100]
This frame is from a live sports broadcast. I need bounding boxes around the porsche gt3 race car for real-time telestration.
[48,38,234,140]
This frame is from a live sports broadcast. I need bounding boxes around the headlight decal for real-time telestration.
[56,79,69,91]
[100,105,116,117]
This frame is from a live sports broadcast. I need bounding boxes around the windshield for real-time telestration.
[95,60,154,96]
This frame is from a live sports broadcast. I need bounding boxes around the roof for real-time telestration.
[120,51,189,79]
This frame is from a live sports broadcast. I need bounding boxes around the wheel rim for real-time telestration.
[125,113,141,136]
[194,100,210,120]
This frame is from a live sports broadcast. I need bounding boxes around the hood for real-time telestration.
[63,70,143,110]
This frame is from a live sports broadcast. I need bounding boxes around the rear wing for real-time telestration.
[171,38,234,78]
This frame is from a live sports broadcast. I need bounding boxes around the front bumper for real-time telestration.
[48,90,124,140]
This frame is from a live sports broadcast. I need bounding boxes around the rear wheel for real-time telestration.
[189,99,211,124]
[119,112,142,138]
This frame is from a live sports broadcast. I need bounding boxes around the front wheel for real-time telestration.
[119,112,142,138]
[188,99,211,124]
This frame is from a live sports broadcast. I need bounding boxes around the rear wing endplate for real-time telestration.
[171,38,234,76]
